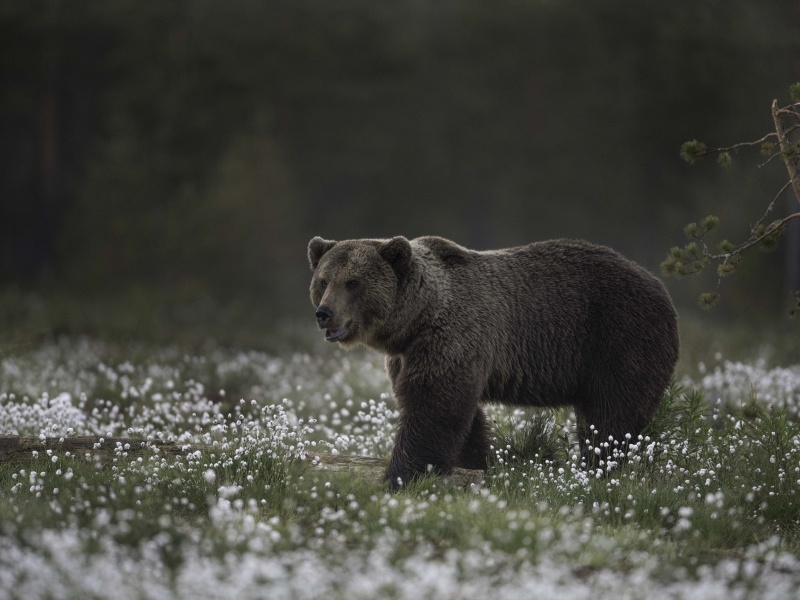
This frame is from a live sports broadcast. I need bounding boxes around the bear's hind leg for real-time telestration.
[576,404,645,471]
[457,407,490,471]
[575,408,596,469]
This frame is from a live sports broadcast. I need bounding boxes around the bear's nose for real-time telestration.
[316,306,333,328]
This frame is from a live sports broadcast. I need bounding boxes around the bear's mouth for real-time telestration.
[324,322,351,342]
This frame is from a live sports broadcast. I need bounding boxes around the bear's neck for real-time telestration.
[367,267,436,356]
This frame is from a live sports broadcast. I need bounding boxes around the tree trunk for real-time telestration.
[771,99,800,205]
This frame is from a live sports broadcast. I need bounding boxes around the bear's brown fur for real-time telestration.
[308,235,679,489]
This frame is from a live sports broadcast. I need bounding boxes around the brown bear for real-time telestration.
[308,235,679,489]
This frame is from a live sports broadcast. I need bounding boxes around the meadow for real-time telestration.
[1,332,799,599]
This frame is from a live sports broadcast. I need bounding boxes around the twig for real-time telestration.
[707,131,777,153]
[752,179,793,230]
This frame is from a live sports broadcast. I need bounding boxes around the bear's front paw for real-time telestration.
[385,462,414,492]
[386,459,437,491]
[385,460,448,491]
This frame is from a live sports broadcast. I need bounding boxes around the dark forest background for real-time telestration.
[2,0,800,344]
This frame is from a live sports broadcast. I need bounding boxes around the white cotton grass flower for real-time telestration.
[688,359,800,417]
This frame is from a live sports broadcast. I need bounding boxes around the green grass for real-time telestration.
[0,337,799,598]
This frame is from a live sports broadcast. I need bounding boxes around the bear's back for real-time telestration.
[407,237,677,407]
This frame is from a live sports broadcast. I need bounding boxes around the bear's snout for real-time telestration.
[316,305,351,342]
[315,306,333,328]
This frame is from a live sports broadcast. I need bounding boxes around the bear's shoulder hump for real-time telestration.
[414,236,473,267]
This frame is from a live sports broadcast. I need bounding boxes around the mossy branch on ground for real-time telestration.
[0,437,485,488]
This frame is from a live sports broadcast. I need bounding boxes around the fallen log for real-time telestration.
[0,435,184,463]
[305,451,484,488]
[0,437,484,488]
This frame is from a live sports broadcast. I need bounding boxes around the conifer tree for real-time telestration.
[661,84,800,317]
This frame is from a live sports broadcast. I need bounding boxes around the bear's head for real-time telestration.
[308,236,412,348]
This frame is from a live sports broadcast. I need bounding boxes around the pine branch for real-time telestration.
[703,212,800,261]
[664,85,800,315]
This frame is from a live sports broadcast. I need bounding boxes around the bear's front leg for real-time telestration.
[384,360,479,490]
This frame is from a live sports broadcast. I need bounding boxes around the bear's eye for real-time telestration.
[345,280,359,291]
[320,280,328,290]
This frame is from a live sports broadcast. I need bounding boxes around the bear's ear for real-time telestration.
[378,236,412,284]
[308,237,337,270]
